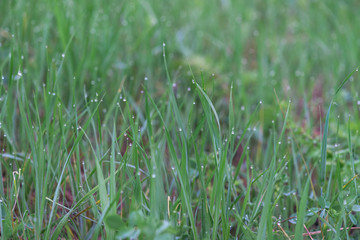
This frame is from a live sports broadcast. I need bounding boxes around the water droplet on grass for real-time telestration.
[14,71,22,80]
[61,53,65,58]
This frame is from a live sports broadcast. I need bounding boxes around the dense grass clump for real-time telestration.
[1,0,360,239]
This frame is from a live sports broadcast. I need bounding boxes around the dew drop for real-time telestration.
[14,71,22,80]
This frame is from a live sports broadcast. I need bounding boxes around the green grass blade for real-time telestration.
[294,175,311,240]
[320,66,359,191]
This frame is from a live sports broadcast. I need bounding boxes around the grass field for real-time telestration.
[1,0,360,239]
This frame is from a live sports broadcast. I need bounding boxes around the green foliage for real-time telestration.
[1,0,360,239]
[105,210,175,240]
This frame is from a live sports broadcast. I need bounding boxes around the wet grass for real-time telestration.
[1,0,360,239]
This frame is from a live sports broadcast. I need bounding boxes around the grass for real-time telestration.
[1,0,360,239]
